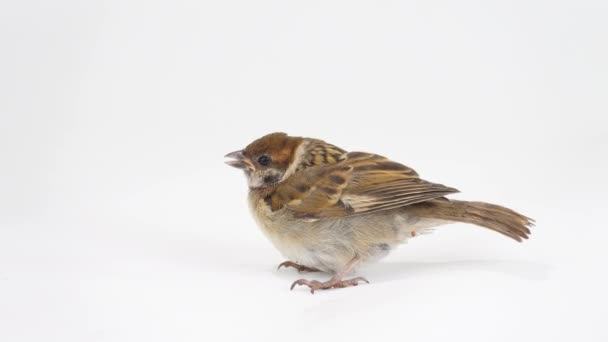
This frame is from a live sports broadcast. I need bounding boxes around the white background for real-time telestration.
[1,1,607,341]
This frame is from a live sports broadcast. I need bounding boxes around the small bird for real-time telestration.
[225,132,533,293]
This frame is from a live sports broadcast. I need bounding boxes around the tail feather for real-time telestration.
[409,199,534,242]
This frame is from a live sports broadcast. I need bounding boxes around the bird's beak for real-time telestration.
[224,150,253,170]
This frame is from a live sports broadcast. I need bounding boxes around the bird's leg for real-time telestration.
[290,256,369,294]
[277,261,320,273]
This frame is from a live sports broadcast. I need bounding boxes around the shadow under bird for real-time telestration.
[225,132,533,293]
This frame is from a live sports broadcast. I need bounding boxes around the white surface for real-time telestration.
[1,1,607,341]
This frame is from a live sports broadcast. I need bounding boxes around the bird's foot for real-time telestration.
[290,276,369,294]
[277,261,321,273]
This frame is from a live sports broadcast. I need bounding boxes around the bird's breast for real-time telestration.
[246,190,351,272]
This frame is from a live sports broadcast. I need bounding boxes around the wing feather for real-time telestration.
[270,152,458,220]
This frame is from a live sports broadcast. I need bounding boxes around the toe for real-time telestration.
[290,279,305,290]
[352,277,370,285]
[290,279,323,292]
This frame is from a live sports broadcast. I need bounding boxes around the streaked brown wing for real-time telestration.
[269,152,459,220]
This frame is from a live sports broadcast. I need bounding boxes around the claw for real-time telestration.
[278,261,320,273]
[290,279,321,293]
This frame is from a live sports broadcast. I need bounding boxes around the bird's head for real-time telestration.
[224,132,345,189]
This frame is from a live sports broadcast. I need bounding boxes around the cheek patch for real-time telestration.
[248,169,284,188]
[262,169,284,184]
[263,175,279,184]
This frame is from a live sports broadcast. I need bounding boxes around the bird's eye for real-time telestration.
[257,155,271,166]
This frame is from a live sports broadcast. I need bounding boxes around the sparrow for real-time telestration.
[225,132,533,293]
